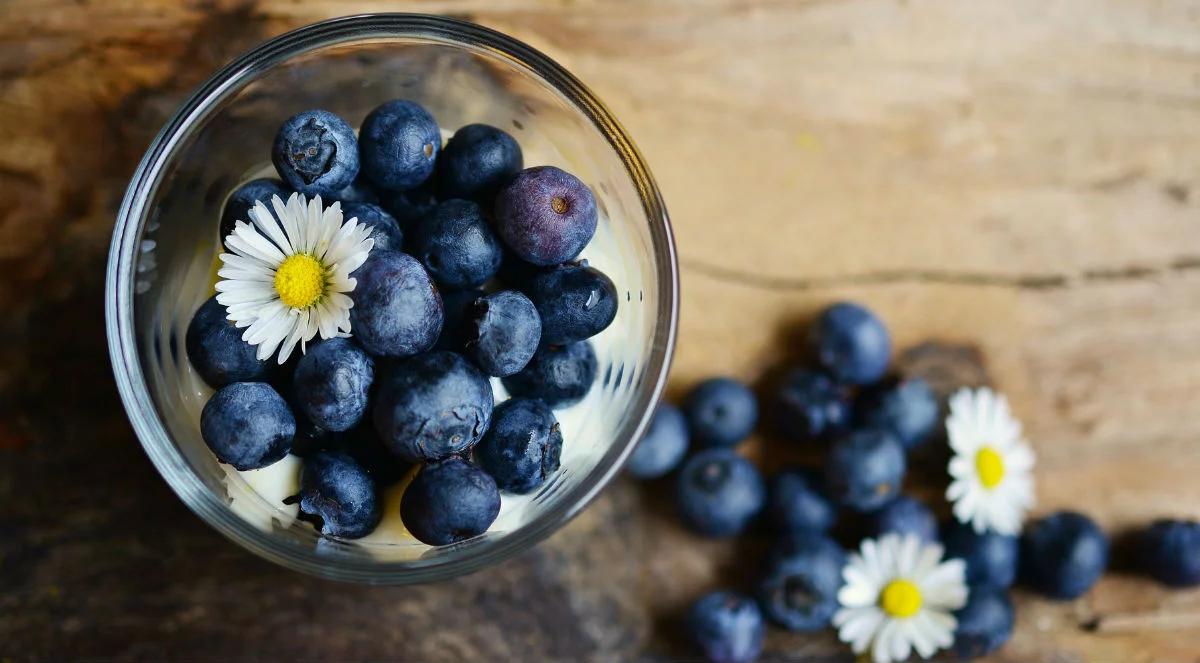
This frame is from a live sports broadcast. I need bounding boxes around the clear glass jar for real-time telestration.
[105,14,678,583]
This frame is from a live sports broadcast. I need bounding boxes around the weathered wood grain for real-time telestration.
[2,1,1199,661]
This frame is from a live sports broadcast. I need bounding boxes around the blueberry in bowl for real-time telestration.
[107,15,676,583]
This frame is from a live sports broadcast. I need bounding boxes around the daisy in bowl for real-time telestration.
[216,192,374,364]
[945,387,1036,535]
[834,533,968,663]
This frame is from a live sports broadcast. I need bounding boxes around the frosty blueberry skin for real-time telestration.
[200,382,295,471]
[502,341,598,409]
[400,457,501,546]
[493,166,598,266]
[271,110,360,198]
[473,398,563,494]
[287,451,381,539]
[373,351,494,463]
[348,250,443,359]
[359,99,441,191]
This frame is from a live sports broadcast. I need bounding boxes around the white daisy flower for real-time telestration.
[215,192,373,364]
[834,533,968,663]
[945,387,1036,535]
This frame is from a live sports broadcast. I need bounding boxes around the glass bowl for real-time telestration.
[105,14,677,584]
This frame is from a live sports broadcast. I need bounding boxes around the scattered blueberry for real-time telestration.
[952,586,1014,659]
[684,378,758,449]
[332,174,381,205]
[676,449,766,537]
[688,591,765,663]
[523,263,617,346]
[943,522,1019,589]
[286,451,381,539]
[186,296,273,388]
[373,351,494,463]
[436,123,523,201]
[773,368,850,442]
[859,378,939,450]
[219,178,291,244]
[292,338,374,432]
[359,99,440,191]
[824,428,906,512]
[1022,511,1109,600]
[343,201,403,252]
[271,110,360,197]
[348,250,443,358]
[502,341,597,409]
[464,290,542,377]
[412,199,503,289]
[756,534,845,632]
[810,302,892,386]
[626,404,689,479]
[766,468,837,535]
[400,457,501,546]
[871,495,938,542]
[493,166,598,266]
[380,179,437,230]
[473,398,562,494]
[1139,519,1200,588]
[200,382,294,470]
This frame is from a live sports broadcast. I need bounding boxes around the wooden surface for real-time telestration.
[2,1,1200,661]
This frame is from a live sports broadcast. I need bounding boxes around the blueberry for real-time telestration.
[1139,519,1200,588]
[943,522,1019,589]
[871,495,938,541]
[219,178,291,244]
[286,451,381,539]
[1022,511,1109,600]
[292,338,374,433]
[200,382,294,470]
[824,428,906,512]
[676,449,766,537]
[380,179,437,230]
[400,457,501,546]
[473,398,562,494]
[348,250,443,358]
[373,351,494,463]
[756,534,845,631]
[684,378,758,449]
[859,378,939,450]
[688,591,765,663]
[331,174,380,205]
[359,99,440,191]
[773,368,850,442]
[186,296,273,388]
[464,290,542,377]
[412,199,502,289]
[271,110,360,197]
[493,166,598,266]
[502,341,597,409]
[766,468,836,535]
[626,404,689,479]
[496,247,544,289]
[952,586,1014,659]
[810,302,892,385]
[523,263,617,346]
[343,201,403,252]
[436,123,523,202]
[434,288,485,351]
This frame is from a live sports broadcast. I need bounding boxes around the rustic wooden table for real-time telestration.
[2,1,1199,661]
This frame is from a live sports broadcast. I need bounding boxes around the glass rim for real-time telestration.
[105,13,679,583]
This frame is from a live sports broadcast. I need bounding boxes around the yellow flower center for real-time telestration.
[274,253,325,309]
[880,579,923,618]
[975,446,1006,489]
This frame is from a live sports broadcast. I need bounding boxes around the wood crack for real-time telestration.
[683,254,1200,291]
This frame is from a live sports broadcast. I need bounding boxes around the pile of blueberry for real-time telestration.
[627,301,1200,662]
[188,100,618,545]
